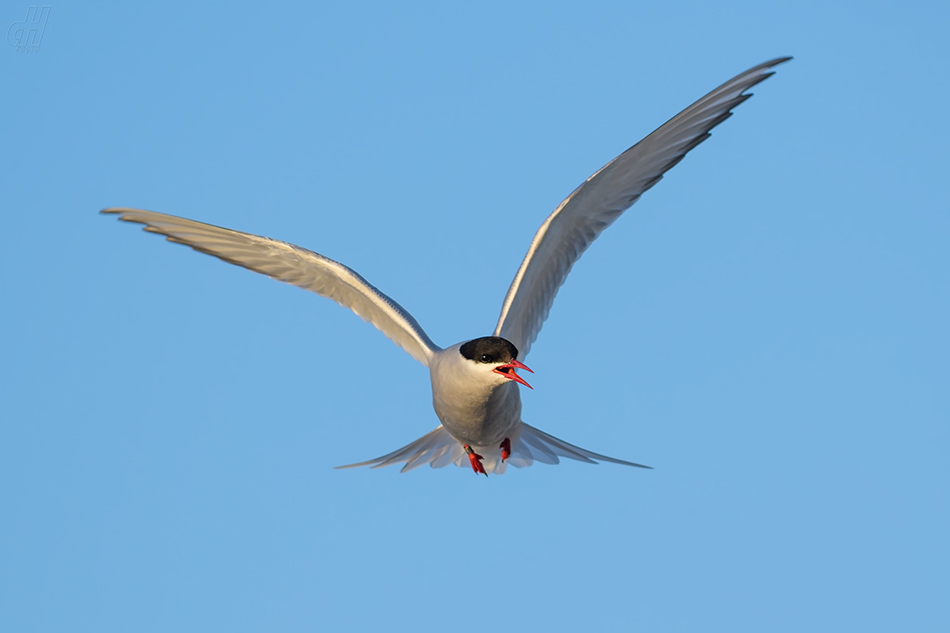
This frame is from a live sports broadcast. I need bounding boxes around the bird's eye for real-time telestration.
[479,354,491,363]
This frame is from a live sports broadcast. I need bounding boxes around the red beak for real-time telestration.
[493,359,534,390]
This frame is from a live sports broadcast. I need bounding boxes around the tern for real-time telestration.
[103,57,790,475]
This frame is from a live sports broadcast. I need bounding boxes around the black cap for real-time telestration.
[459,337,520,364]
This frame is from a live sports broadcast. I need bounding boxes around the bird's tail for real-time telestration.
[336,423,651,475]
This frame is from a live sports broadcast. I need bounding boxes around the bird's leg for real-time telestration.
[464,445,487,476]
[500,438,511,462]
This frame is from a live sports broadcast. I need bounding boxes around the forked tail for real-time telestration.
[335,423,651,475]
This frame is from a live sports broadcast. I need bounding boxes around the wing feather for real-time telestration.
[494,58,791,356]
[102,208,440,366]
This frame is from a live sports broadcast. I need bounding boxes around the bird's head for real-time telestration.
[459,336,533,389]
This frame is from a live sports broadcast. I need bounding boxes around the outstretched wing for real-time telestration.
[102,208,441,366]
[494,57,791,357]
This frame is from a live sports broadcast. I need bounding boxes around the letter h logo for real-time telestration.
[7,6,51,53]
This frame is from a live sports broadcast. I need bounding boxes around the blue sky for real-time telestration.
[2,1,948,631]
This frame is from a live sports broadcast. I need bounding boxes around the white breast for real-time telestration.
[428,343,523,446]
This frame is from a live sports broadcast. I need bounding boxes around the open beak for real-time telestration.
[493,359,534,390]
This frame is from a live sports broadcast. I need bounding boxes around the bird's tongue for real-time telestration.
[495,359,534,389]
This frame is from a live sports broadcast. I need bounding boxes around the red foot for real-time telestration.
[464,445,487,476]
[500,438,511,462]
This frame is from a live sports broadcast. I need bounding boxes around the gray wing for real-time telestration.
[494,57,791,357]
[102,208,440,366]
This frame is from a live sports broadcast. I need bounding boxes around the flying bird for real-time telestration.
[103,57,790,475]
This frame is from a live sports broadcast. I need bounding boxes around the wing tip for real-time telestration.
[333,462,382,470]
[100,207,154,226]
[758,56,794,70]
[101,206,145,216]
[609,460,654,470]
